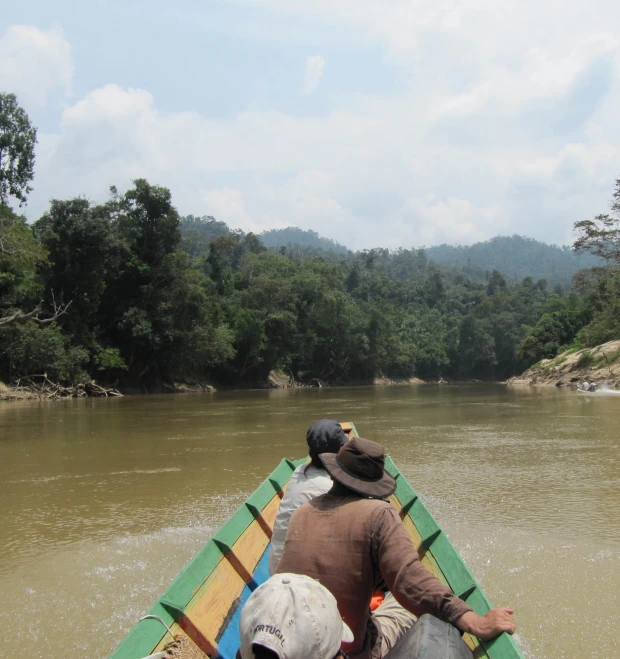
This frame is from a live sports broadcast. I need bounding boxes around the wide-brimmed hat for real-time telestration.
[306,419,348,456]
[239,573,354,659]
[320,437,396,499]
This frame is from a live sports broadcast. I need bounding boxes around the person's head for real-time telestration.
[320,436,396,499]
[306,420,348,467]
[239,573,354,659]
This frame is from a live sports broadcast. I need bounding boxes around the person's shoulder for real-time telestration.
[360,496,393,508]
[340,495,394,516]
[357,497,401,523]
[304,464,330,479]
[290,463,307,479]
[290,464,331,487]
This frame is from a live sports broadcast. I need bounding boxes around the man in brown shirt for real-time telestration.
[276,437,515,659]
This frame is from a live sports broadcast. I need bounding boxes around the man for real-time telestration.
[277,437,516,659]
[238,573,354,659]
[268,419,348,574]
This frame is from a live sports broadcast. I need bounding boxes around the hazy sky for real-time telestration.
[2,1,620,249]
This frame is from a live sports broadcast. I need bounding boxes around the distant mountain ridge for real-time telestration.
[258,227,350,254]
[179,218,599,286]
[425,235,600,286]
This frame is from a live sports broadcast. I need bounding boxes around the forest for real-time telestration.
[1,92,619,390]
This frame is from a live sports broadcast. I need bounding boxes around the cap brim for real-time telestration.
[320,454,396,499]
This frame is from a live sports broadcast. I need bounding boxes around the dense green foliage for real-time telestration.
[244,227,600,287]
[2,188,619,388]
[0,204,44,308]
[0,93,37,206]
[259,227,350,255]
[1,198,575,386]
[425,236,600,286]
[570,180,620,347]
[1,183,238,385]
[515,179,620,365]
[0,95,618,388]
[2,177,619,387]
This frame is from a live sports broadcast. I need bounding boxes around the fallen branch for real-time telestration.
[12,375,122,399]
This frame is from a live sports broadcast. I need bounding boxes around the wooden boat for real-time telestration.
[110,423,524,659]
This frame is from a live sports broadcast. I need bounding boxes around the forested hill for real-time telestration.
[2,181,619,392]
[258,227,350,255]
[2,92,618,395]
[180,220,599,286]
[426,236,600,286]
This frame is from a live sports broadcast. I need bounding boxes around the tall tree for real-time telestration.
[0,204,69,327]
[0,93,37,206]
[573,178,620,265]
[34,198,119,347]
[570,177,620,347]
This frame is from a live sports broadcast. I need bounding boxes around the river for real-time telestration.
[0,384,618,658]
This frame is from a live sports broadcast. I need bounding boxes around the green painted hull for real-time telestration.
[110,423,524,659]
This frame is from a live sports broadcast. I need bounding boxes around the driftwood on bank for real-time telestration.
[12,375,123,399]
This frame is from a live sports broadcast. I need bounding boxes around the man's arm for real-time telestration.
[375,506,515,641]
[456,609,516,640]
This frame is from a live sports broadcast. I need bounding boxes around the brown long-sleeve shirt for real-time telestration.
[276,488,472,659]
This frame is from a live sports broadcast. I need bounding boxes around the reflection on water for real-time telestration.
[1,385,619,658]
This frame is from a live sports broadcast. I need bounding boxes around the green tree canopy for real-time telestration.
[573,178,620,265]
[0,93,37,206]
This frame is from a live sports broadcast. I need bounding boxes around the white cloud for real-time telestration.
[0,25,73,107]
[301,55,325,95]
[28,73,620,248]
[399,196,508,247]
[201,188,260,232]
[10,5,620,250]
[239,0,620,65]
[32,85,162,206]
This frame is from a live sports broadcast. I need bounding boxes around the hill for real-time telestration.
[178,219,598,287]
[258,227,350,255]
[425,235,601,286]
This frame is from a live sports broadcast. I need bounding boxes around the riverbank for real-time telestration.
[0,381,39,401]
[0,370,493,402]
[505,339,620,388]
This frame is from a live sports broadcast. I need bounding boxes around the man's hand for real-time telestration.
[456,608,515,641]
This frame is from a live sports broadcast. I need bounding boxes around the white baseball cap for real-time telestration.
[239,573,354,659]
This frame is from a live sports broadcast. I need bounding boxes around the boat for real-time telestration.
[110,423,524,659]
[576,386,620,395]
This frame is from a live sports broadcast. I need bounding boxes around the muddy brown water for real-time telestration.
[1,385,619,658]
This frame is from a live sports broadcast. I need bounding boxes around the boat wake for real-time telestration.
[578,385,620,395]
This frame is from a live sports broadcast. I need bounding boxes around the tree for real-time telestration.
[457,315,496,377]
[114,179,181,267]
[34,198,119,347]
[570,177,620,347]
[0,93,37,205]
[517,310,586,366]
[0,204,70,327]
[573,178,620,264]
[0,204,43,306]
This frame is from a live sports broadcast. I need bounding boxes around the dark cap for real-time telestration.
[306,419,348,457]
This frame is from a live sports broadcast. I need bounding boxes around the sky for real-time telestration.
[2,0,620,250]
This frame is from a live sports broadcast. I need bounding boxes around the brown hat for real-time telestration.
[319,437,396,499]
